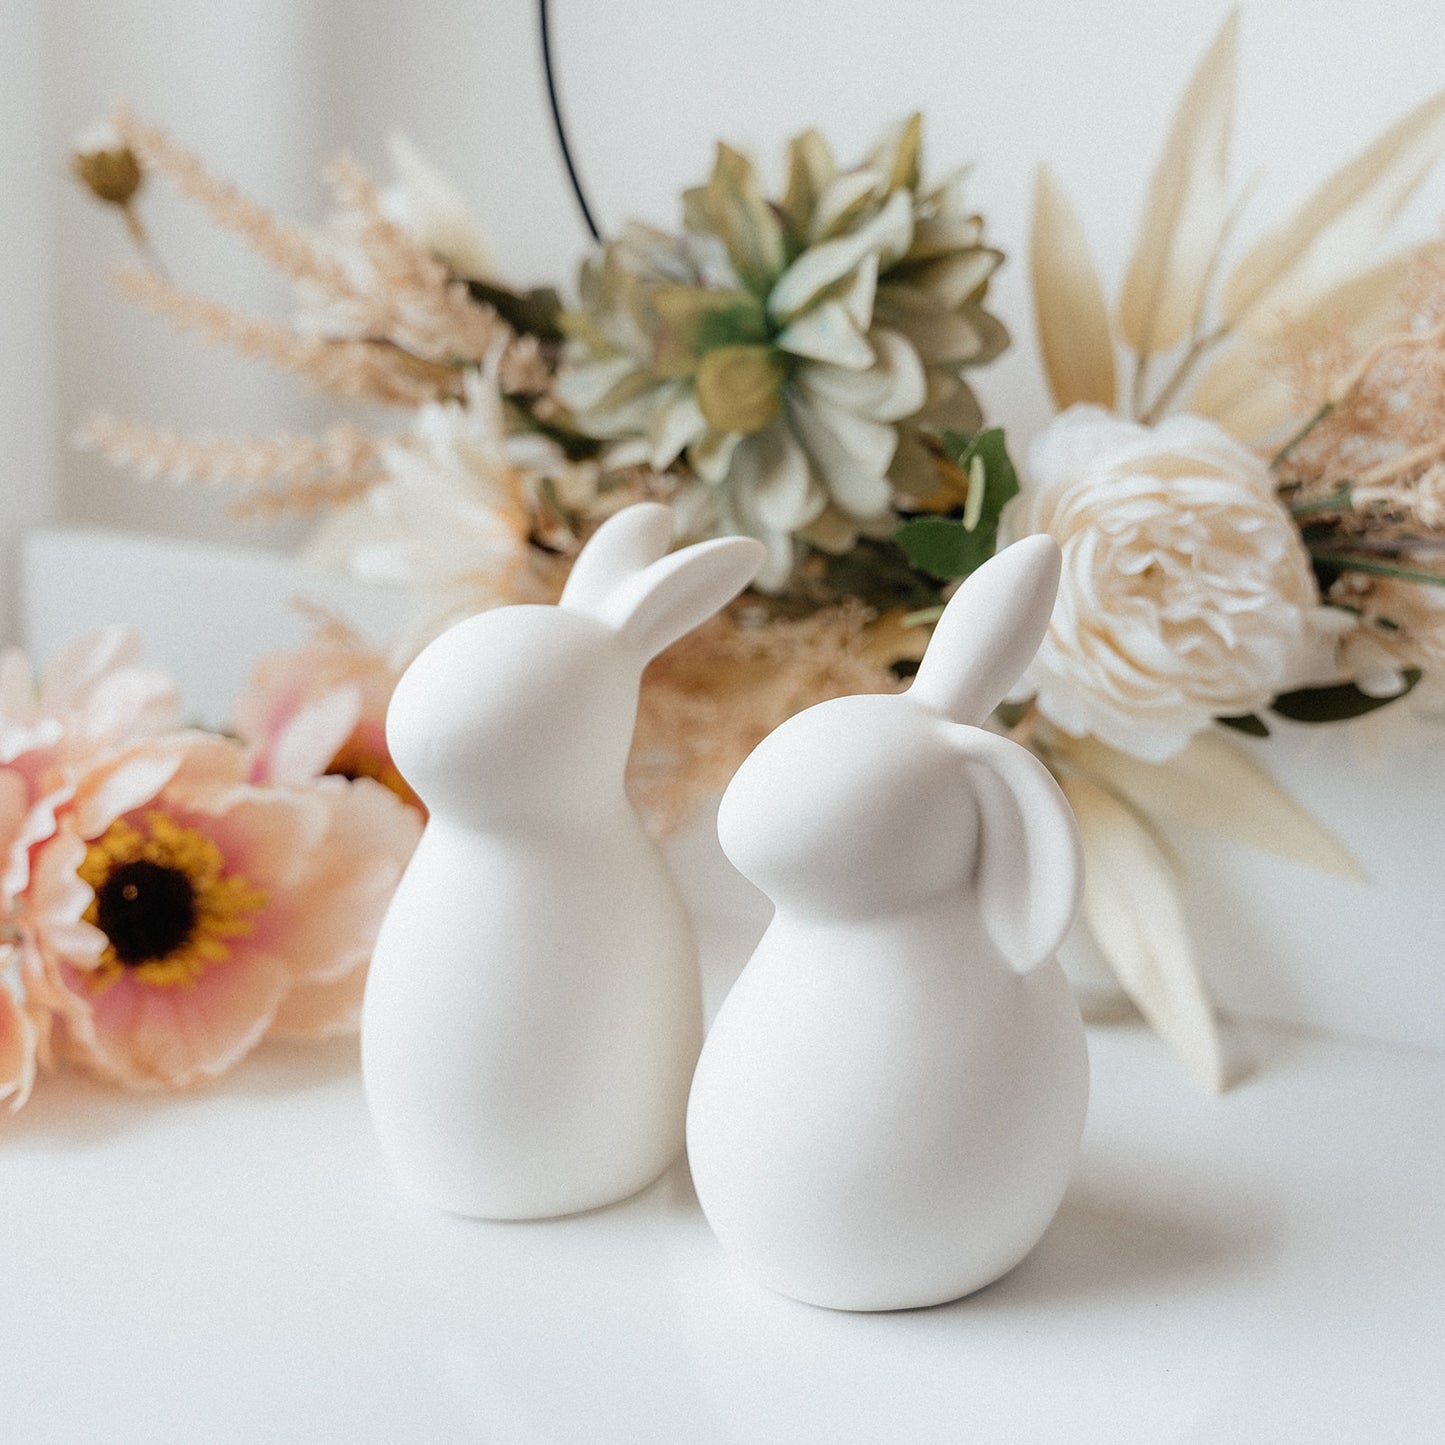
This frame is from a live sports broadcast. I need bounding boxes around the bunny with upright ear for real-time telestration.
[362,503,764,1220]
[686,534,1087,1311]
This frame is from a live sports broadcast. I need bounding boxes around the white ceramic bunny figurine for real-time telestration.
[362,503,764,1220]
[686,534,1087,1311]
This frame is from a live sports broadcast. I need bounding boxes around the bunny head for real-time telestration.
[387,504,764,823]
[718,535,1082,971]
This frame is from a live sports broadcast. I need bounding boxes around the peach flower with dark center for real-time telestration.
[29,734,419,1087]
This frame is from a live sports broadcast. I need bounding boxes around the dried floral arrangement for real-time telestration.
[35,10,1444,1097]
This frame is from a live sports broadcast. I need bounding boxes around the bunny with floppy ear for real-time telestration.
[908,534,1084,974]
[687,535,1089,1311]
[363,503,764,1221]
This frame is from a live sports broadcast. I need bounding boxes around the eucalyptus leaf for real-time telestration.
[894,428,1020,580]
[1270,670,1422,723]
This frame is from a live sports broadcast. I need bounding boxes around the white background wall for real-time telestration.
[11,0,1442,585]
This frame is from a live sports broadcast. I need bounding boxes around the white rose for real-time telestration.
[1000,405,1344,762]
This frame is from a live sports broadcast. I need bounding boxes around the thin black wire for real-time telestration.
[538,0,602,241]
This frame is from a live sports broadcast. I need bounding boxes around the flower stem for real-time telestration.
[1288,485,1353,516]
[120,202,169,280]
[1270,402,1335,472]
[1138,324,1229,427]
[1307,550,1445,587]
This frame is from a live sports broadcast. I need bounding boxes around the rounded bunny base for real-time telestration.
[696,1164,1077,1313]
[685,940,1089,1317]
[381,1137,686,1223]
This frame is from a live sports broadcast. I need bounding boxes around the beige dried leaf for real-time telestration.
[1220,86,1445,330]
[1116,10,1237,358]
[1029,166,1116,410]
[1061,772,1225,1092]
[1063,732,1365,882]
[1191,249,1417,437]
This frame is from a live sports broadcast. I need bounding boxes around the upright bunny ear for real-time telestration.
[947,724,1083,973]
[592,534,766,661]
[560,503,676,616]
[908,535,1061,724]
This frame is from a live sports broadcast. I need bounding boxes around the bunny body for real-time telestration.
[687,538,1088,1310]
[362,506,763,1219]
[365,787,697,1219]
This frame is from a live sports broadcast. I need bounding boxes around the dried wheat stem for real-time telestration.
[77,413,387,506]
[115,266,461,406]
[114,107,352,296]
[1354,434,1445,490]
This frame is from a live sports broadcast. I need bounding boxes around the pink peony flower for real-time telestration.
[26,732,420,1088]
[234,620,422,812]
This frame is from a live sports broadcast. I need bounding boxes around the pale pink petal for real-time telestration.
[0,770,30,902]
[267,777,421,987]
[264,686,362,785]
[58,949,291,1089]
[67,737,193,840]
[233,628,403,787]
[0,979,39,1111]
[268,965,368,1038]
[75,665,183,749]
[25,831,106,977]
[164,733,251,789]
[181,785,331,895]
[38,627,143,714]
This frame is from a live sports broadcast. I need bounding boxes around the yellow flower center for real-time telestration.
[78,812,268,991]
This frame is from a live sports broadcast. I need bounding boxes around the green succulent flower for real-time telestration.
[557,115,1008,589]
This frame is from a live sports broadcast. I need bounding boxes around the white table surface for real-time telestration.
[5,896,1444,1445]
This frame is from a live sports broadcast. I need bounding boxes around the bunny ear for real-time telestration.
[560,503,677,617]
[595,535,766,661]
[947,724,1083,973]
[908,535,1062,724]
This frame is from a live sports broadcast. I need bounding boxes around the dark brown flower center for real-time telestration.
[95,860,197,966]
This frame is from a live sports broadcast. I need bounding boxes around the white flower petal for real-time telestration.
[775,300,875,368]
[796,329,926,422]
[786,390,896,518]
[768,191,914,324]
[647,383,707,469]
[728,423,823,534]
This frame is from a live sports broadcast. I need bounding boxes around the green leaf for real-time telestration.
[894,516,995,580]
[693,299,774,353]
[941,427,1021,506]
[1217,713,1271,738]
[1270,669,1422,723]
[894,428,1020,580]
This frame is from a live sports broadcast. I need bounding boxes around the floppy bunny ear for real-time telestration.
[909,535,1061,724]
[560,503,676,617]
[948,724,1083,973]
[592,534,766,660]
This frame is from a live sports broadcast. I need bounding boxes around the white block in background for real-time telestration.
[21,527,401,729]
[20,526,1445,1055]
